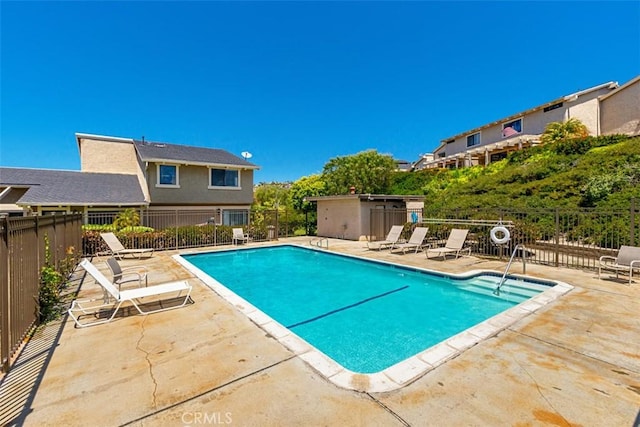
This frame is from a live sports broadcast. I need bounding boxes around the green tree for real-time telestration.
[113,208,140,230]
[322,149,396,195]
[540,118,589,145]
[289,174,326,211]
[253,183,291,211]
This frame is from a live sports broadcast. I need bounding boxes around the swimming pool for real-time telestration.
[175,244,572,392]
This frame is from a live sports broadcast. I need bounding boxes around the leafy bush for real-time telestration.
[38,236,76,323]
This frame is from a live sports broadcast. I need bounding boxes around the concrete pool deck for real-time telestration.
[2,237,639,426]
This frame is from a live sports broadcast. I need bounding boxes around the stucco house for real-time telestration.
[307,194,425,241]
[416,78,637,169]
[599,75,640,137]
[1,133,259,225]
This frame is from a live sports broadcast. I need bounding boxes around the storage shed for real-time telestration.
[306,194,425,241]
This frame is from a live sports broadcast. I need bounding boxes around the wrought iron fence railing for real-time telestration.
[370,201,639,270]
[1,214,82,372]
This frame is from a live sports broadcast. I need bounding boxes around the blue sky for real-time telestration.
[1,1,638,183]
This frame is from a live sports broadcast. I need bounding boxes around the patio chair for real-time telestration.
[426,229,471,260]
[391,227,430,254]
[598,245,640,285]
[100,232,154,260]
[366,225,404,250]
[105,257,148,291]
[232,228,250,245]
[68,259,192,328]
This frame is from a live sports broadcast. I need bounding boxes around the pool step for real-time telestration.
[454,277,548,301]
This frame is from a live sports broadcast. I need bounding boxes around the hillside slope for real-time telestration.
[390,135,640,211]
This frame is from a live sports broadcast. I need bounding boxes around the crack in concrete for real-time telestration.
[513,330,640,375]
[513,357,572,427]
[135,317,158,409]
[119,355,298,426]
[366,393,411,427]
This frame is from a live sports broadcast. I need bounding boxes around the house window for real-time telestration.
[502,118,522,138]
[209,169,240,188]
[466,133,481,147]
[544,102,563,112]
[222,209,249,226]
[157,164,179,187]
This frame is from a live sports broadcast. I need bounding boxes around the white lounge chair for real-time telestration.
[68,259,192,327]
[100,232,154,260]
[366,225,404,250]
[391,227,430,254]
[426,229,471,260]
[598,245,640,285]
[232,228,250,245]
[105,257,148,291]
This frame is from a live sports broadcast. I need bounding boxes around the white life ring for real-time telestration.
[490,226,510,245]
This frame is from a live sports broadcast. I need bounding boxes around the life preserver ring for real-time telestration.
[490,226,510,245]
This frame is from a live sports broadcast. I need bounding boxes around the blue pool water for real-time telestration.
[183,245,548,373]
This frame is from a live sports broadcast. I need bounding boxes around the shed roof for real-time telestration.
[306,194,425,202]
[0,167,147,206]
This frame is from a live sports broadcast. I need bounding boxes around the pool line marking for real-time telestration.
[286,285,410,329]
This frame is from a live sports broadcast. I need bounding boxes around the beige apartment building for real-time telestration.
[417,76,639,170]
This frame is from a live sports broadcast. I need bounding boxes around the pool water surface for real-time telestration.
[178,245,561,374]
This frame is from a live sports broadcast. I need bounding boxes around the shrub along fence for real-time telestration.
[370,200,639,270]
[82,209,309,256]
[1,214,82,372]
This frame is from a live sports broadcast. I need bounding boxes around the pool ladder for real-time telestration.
[494,244,527,296]
[309,237,329,249]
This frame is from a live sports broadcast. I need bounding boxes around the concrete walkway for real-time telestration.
[2,237,639,426]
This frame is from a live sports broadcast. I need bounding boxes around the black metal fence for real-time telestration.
[369,200,639,269]
[1,214,82,372]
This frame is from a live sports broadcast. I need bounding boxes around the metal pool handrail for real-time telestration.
[495,244,527,296]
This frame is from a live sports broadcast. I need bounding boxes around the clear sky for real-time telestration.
[1,1,638,183]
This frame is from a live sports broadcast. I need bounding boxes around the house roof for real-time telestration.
[133,140,259,169]
[598,74,640,101]
[437,81,619,146]
[0,167,147,207]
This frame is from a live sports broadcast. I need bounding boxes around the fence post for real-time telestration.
[1,216,9,372]
[174,210,179,250]
[631,198,636,247]
[554,208,560,267]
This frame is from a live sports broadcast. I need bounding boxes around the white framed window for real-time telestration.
[502,118,522,138]
[209,168,240,189]
[466,133,481,147]
[156,164,180,188]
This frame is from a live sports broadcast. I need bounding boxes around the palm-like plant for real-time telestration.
[540,118,589,145]
[113,208,140,231]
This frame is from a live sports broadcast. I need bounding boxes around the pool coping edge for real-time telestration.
[172,244,574,393]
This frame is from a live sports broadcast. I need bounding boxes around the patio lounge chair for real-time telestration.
[68,259,192,327]
[105,257,148,291]
[426,229,471,260]
[100,232,154,260]
[598,245,640,285]
[391,227,430,254]
[232,228,250,245]
[366,225,404,250]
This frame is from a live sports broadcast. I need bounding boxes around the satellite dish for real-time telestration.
[241,151,253,160]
